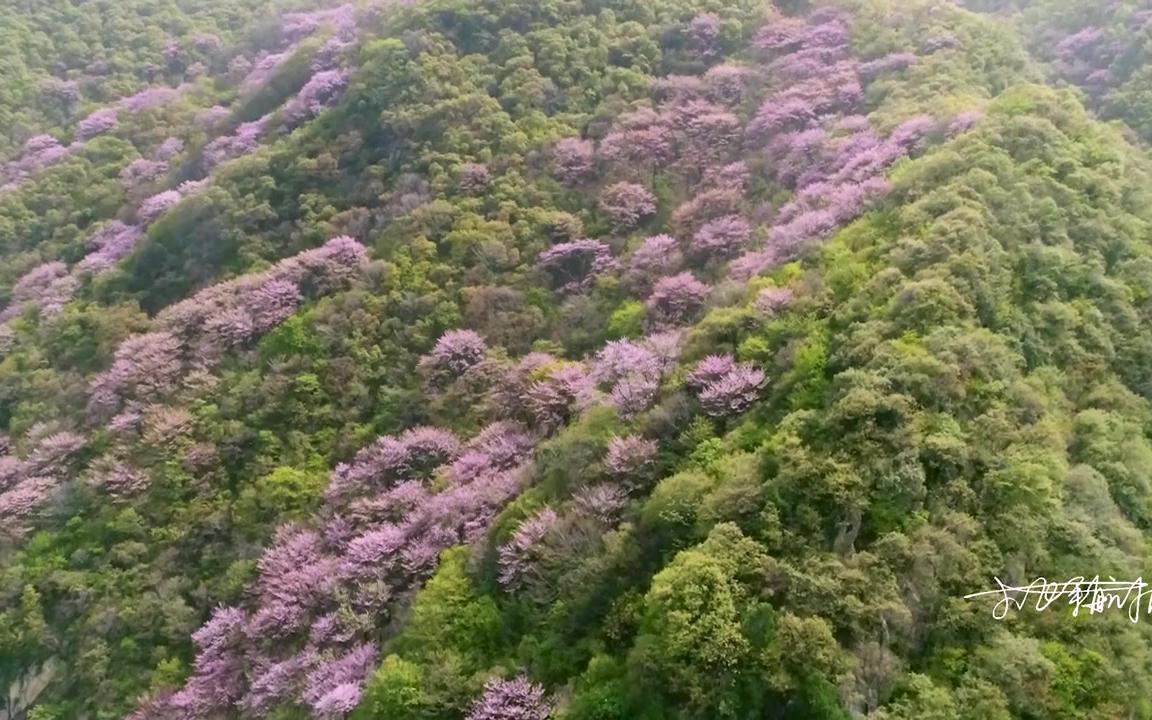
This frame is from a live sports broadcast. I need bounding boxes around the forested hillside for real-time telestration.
[3,0,1152,719]
[968,0,1152,141]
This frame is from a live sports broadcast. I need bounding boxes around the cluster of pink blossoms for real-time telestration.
[282,69,352,129]
[686,355,767,418]
[466,677,551,720]
[0,427,86,542]
[88,237,367,420]
[591,335,682,419]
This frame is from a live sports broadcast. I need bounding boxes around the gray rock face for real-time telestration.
[3,659,58,720]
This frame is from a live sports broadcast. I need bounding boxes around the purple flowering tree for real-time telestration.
[498,507,558,589]
[672,188,742,232]
[599,182,657,230]
[466,677,551,720]
[599,110,674,180]
[626,234,683,291]
[240,655,309,716]
[691,215,752,261]
[690,13,722,60]
[668,99,741,171]
[194,33,223,53]
[7,262,69,310]
[572,484,628,521]
[138,190,184,224]
[654,75,706,102]
[445,422,535,484]
[859,52,918,81]
[744,14,863,148]
[591,340,661,387]
[768,128,829,188]
[703,63,749,105]
[196,105,232,130]
[276,235,368,294]
[326,426,461,506]
[525,364,595,433]
[282,68,352,128]
[157,236,365,347]
[610,375,660,419]
[755,286,795,316]
[458,162,492,195]
[472,421,536,462]
[127,408,547,719]
[886,115,938,153]
[731,111,934,281]
[646,273,710,327]
[643,330,684,375]
[76,107,119,140]
[87,332,184,418]
[241,51,293,95]
[201,307,257,351]
[313,34,356,71]
[27,430,86,476]
[10,135,71,181]
[537,240,614,294]
[752,15,808,57]
[552,137,595,186]
[604,435,658,492]
[22,133,63,153]
[167,606,248,715]
[86,457,149,499]
[698,366,766,417]
[485,352,556,421]
[590,340,663,418]
[155,137,185,161]
[301,643,379,717]
[118,87,180,113]
[0,476,60,542]
[688,358,767,418]
[0,429,85,540]
[701,161,750,192]
[746,72,861,144]
[947,110,983,135]
[686,355,737,391]
[202,115,270,171]
[120,158,169,194]
[0,262,78,321]
[249,279,303,332]
[420,329,488,387]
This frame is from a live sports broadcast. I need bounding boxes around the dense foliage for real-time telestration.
[3,0,1152,719]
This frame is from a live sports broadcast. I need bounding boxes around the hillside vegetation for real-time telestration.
[2,0,1152,719]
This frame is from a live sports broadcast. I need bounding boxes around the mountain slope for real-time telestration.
[2,1,1152,719]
